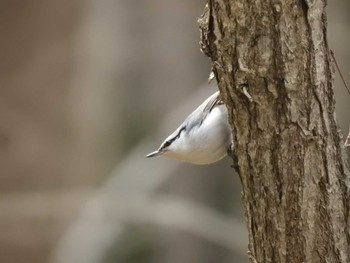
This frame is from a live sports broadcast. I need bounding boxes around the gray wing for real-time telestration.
[182,91,223,132]
[202,91,223,117]
[159,91,223,148]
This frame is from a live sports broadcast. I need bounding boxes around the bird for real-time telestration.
[146,91,232,165]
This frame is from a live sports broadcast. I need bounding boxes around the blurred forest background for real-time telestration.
[1,1,349,263]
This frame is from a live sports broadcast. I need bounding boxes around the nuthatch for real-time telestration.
[146,91,232,164]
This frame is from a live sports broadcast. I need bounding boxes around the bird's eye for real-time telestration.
[163,141,171,148]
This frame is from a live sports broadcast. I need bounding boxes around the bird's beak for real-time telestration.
[145,150,162,158]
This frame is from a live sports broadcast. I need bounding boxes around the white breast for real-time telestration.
[164,104,232,164]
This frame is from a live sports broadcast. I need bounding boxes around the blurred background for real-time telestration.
[0,1,349,263]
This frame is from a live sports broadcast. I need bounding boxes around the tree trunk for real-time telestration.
[199,0,350,262]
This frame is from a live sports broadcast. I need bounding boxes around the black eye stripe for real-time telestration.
[162,126,186,148]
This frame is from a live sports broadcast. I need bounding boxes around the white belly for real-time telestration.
[165,105,232,165]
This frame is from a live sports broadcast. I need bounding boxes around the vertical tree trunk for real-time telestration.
[199,0,350,262]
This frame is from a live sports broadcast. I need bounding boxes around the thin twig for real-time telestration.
[330,50,350,96]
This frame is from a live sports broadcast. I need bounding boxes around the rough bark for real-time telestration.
[199,0,350,262]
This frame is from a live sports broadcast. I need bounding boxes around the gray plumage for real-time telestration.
[146,91,232,165]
